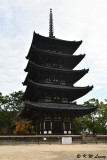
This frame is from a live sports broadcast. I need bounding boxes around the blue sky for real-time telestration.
[0,0,107,104]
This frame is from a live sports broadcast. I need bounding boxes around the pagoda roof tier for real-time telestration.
[26,44,84,59]
[20,101,97,119]
[25,46,85,70]
[29,32,82,55]
[23,62,89,86]
[22,80,93,102]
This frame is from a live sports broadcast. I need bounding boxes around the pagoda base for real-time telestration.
[20,101,97,135]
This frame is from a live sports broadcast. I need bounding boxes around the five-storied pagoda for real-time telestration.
[20,9,97,135]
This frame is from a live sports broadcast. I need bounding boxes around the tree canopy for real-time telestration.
[0,91,24,134]
[0,91,107,135]
[73,98,107,135]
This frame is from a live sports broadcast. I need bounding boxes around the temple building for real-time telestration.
[20,9,97,135]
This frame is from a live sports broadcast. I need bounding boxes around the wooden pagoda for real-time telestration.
[20,9,97,135]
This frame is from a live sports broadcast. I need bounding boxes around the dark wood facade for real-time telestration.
[20,10,97,135]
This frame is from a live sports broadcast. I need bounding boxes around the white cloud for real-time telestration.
[0,0,107,103]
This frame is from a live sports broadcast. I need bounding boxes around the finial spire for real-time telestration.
[49,8,54,38]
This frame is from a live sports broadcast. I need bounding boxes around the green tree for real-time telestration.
[81,98,107,134]
[0,91,24,112]
[73,117,83,135]
[0,91,24,135]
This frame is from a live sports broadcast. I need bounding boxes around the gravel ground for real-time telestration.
[0,144,107,160]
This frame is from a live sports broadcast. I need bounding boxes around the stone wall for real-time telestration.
[0,135,106,145]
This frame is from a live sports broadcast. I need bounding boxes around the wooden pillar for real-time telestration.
[37,119,42,135]
[51,113,54,134]
[43,122,45,130]
[50,122,52,130]
[70,121,71,130]
[71,119,73,135]
[43,121,47,134]
[41,113,44,135]
[39,122,41,134]
[62,115,65,135]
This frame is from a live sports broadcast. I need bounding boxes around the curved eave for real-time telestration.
[25,61,89,73]
[28,80,93,91]
[33,31,82,44]
[22,80,93,101]
[26,31,82,57]
[20,101,98,118]
[25,53,85,72]
[23,62,89,86]
[26,44,85,59]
